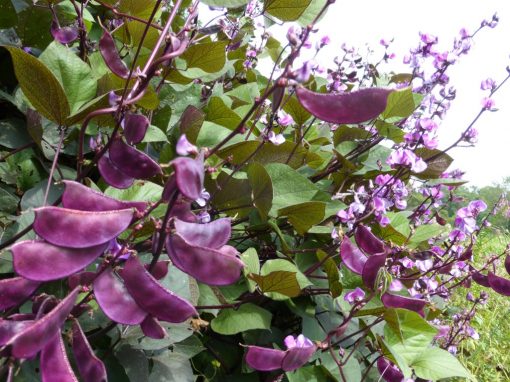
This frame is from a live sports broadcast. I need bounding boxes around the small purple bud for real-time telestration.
[344,287,365,304]
[176,134,198,156]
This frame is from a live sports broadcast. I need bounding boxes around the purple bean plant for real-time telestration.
[0,1,508,381]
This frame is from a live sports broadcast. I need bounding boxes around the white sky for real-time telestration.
[199,1,510,187]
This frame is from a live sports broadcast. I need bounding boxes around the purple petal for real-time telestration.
[62,180,146,213]
[71,320,107,382]
[377,357,404,382]
[245,346,286,371]
[296,87,393,124]
[12,240,108,281]
[93,267,147,325]
[123,113,150,145]
[174,218,231,249]
[0,277,40,311]
[488,272,510,296]
[381,293,427,313]
[40,334,79,382]
[355,225,387,255]
[33,206,134,248]
[171,155,204,200]
[166,234,244,286]
[109,138,162,179]
[471,271,490,287]
[281,345,316,371]
[51,20,79,44]
[98,154,135,189]
[340,237,367,274]
[170,200,197,222]
[6,287,79,358]
[362,253,387,289]
[140,316,167,339]
[99,30,130,79]
[121,256,198,323]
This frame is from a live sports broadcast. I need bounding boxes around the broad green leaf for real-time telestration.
[381,88,422,122]
[211,303,272,335]
[105,181,163,203]
[205,96,242,129]
[5,47,70,125]
[205,172,253,219]
[296,0,328,26]
[199,0,249,7]
[65,92,111,126]
[354,144,392,175]
[141,125,168,143]
[375,120,405,143]
[278,201,325,234]
[182,41,228,73]
[412,347,472,380]
[240,248,260,293]
[116,345,150,382]
[149,352,194,382]
[264,0,312,21]
[316,249,342,298]
[14,5,53,49]
[409,224,445,246]
[0,118,31,149]
[414,148,454,179]
[286,365,333,382]
[247,163,272,220]
[249,271,301,297]
[259,259,311,300]
[333,126,371,146]
[0,0,17,28]
[39,42,97,113]
[196,121,242,148]
[226,82,260,104]
[283,95,311,126]
[0,187,19,213]
[425,178,468,187]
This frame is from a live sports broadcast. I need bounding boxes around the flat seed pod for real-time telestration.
[340,237,367,274]
[109,139,162,179]
[166,234,244,286]
[71,320,107,382]
[33,206,134,248]
[93,267,147,325]
[6,287,79,359]
[41,333,79,382]
[381,293,426,313]
[296,87,393,124]
[51,21,79,44]
[12,240,108,281]
[174,218,231,249]
[171,155,204,200]
[0,320,33,346]
[99,30,130,79]
[361,253,387,289]
[0,277,40,311]
[245,346,286,371]
[62,181,146,213]
[488,272,510,296]
[281,346,316,372]
[355,225,387,255]
[377,357,404,382]
[123,113,150,145]
[98,154,135,189]
[140,316,167,339]
[471,271,490,287]
[121,256,198,323]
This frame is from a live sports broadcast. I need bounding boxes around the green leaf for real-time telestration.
[425,178,468,187]
[199,0,249,8]
[0,0,17,29]
[259,259,311,300]
[283,95,311,126]
[286,365,334,382]
[414,148,454,179]
[249,271,301,297]
[182,41,228,73]
[149,352,194,382]
[5,47,70,125]
[211,303,272,335]
[39,42,97,113]
[409,224,445,246]
[0,118,31,149]
[296,0,328,26]
[412,347,472,380]
[278,201,325,234]
[104,181,163,203]
[206,172,253,219]
[264,0,312,21]
[115,345,149,382]
[247,163,272,220]
[240,248,260,293]
[0,187,19,213]
[205,96,242,129]
[196,121,244,148]
[381,88,422,122]
[375,120,405,143]
[141,125,168,143]
[316,249,342,298]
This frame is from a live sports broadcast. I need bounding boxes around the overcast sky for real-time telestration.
[200,1,510,187]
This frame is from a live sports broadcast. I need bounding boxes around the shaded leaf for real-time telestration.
[211,303,272,335]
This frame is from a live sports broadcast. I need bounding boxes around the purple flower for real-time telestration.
[284,334,314,349]
[267,131,285,145]
[389,279,403,292]
[387,149,427,173]
[420,32,438,44]
[176,135,198,156]
[318,35,331,48]
[295,61,313,82]
[278,113,294,126]
[481,97,496,110]
[480,78,496,91]
[344,287,365,304]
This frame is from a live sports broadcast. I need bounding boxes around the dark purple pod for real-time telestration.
[98,154,135,189]
[62,180,146,213]
[166,234,244,286]
[471,271,490,287]
[12,240,109,281]
[0,277,40,311]
[0,320,33,347]
[32,295,59,316]
[33,206,134,248]
[162,175,177,202]
[381,293,427,314]
[40,333,79,382]
[340,237,367,274]
[505,255,510,276]
[144,261,169,280]
[245,346,286,371]
[71,320,107,382]
[68,272,96,289]
[171,155,204,200]
[361,253,387,289]
[296,87,393,124]
[51,20,79,44]
[377,357,404,382]
[281,346,316,372]
[93,267,147,325]
[123,113,150,145]
[170,200,197,222]
[99,29,130,79]
[6,287,79,359]
[140,316,167,339]
[174,218,231,249]
[121,256,198,323]
[488,272,510,296]
[355,225,387,255]
[109,138,162,179]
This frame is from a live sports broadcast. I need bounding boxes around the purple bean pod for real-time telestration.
[0,277,40,311]
[71,320,107,382]
[40,333,79,382]
[99,29,130,79]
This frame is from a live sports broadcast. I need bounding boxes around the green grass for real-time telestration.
[452,230,510,381]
